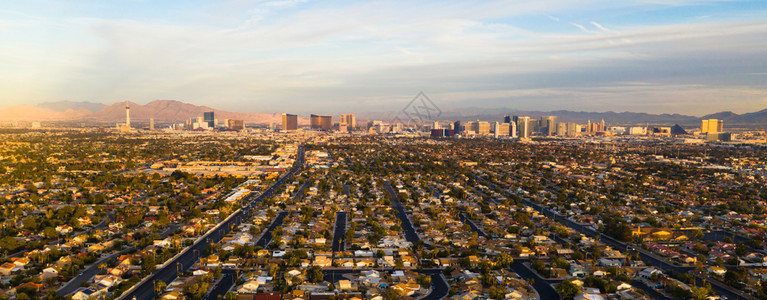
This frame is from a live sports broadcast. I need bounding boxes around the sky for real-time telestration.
[1,0,766,116]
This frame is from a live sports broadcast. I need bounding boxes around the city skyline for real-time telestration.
[1,1,767,115]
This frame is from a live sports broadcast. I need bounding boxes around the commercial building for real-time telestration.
[518,116,531,138]
[497,122,511,136]
[701,119,723,133]
[566,123,580,137]
[707,132,732,142]
[204,111,215,128]
[556,123,567,136]
[340,114,356,131]
[628,127,646,135]
[464,121,476,135]
[540,116,557,136]
[477,121,490,135]
[282,113,298,131]
[311,114,332,131]
[228,119,245,131]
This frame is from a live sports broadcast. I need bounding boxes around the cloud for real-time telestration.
[570,22,595,33]
[1,0,766,115]
[591,21,612,32]
[265,0,308,8]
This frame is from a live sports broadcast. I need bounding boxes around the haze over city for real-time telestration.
[2,0,767,115]
[6,3,767,300]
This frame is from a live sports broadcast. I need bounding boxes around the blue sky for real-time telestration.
[1,0,766,116]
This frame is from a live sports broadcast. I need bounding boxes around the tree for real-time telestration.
[155,280,167,294]
[691,286,711,300]
[556,280,581,300]
[417,274,431,289]
[494,253,513,268]
[42,227,59,239]
[735,242,749,257]
[488,285,507,299]
[142,254,156,275]
[306,266,324,283]
[383,288,401,300]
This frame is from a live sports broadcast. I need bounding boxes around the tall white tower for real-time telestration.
[125,102,131,128]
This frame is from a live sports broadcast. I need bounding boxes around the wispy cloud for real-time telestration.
[591,21,612,32]
[571,22,595,33]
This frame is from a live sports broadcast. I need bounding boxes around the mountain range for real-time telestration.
[0,100,765,127]
[0,100,292,125]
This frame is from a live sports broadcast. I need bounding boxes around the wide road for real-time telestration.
[332,212,348,252]
[254,212,288,248]
[206,269,237,300]
[510,260,560,300]
[383,182,423,246]
[117,145,304,300]
[458,213,487,238]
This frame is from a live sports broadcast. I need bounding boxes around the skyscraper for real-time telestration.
[320,116,332,130]
[556,123,566,136]
[503,115,511,124]
[478,121,490,135]
[518,116,531,138]
[701,119,723,133]
[311,114,332,130]
[465,121,477,134]
[340,114,356,131]
[567,123,579,137]
[497,122,511,137]
[282,113,298,131]
[149,118,154,130]
[509,121,517,138]
[204,111,215,128]
[540,116,557,136]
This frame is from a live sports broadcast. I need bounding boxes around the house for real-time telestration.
[638,267,662,280]
[11,257,30,269]
[0,262,20,276]
[708,266,727,276]
[575,292,605,300]
[41,267,59,280]
[72,288,100,300]
[238,280,260,293]
[391,279,421,296]
[153,238,172,248]
[338,280,352,291]
[56,225,73,234]
[597,258,622,267]
[161,292,183,300]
